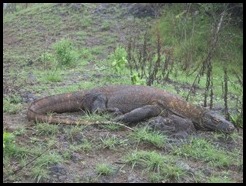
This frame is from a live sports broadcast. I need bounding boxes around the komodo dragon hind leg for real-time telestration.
[113,105,161,124]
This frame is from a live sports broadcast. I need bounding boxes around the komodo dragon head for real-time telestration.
[202,111,235,133]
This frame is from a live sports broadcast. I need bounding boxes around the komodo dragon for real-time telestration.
[27,85,235,134]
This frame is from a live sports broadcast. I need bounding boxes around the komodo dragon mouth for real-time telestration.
[201,111,235,133]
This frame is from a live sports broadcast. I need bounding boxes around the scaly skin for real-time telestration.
[27,85,235,133]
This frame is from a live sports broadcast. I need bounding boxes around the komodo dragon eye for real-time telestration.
[202,111,235,133]
[211,117,220,124]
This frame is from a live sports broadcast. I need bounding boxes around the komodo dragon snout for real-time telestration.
[202,111,235,133]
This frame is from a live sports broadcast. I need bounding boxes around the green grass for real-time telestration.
[64,125,85,143]
[3,132,16,153]
[79,139,93,152]
[130,127,167,148]
[207,176,233,183]
[35,123,60,136]
[78,112,112,123]
[13,127,27,136]
[123,150,186,182]
[3,96,22,114]
[172,137,240,167]
[38,69,63,83]
[31,151,63,182]
[69,139,93,152]
[95,163,115,176]
[3,132,63,182]
[100,134,127,150]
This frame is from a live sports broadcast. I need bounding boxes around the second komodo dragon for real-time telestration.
[27,85,235,133]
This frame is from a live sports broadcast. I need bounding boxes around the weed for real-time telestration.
[110,45,128,74]
[101,123,121,131]
[123,150,166,170]
[80,139,93,152]
[101,22,111,31]
[44,69,63,82]
[35,123,60,136]
[123,150,185,182]
[13,127,27,136]
[130,127,167,148]
[79,47,93,61]
[100,134,122,150]
[80,15,92,28]
[4,132,28,158]
[64,125,84,143]
[3,131,29,158]
[3,131,16,152]
[40,52,56,67]
[160,163,186,182]
[3,96,22,114]
[148,172,163,183]
[80,112,110,122]
[131,72,146,85]
[34,151,63,167]
[69,139,93,152]
[207,175,233,183]
[52,38,79,67]
[31,167,49,183]
[172,137,239,167]
[229,113,243,128]
[95,163,114,176]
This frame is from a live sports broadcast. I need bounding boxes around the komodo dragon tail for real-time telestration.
[27,91,87,125]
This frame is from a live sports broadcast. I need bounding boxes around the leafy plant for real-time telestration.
[131,72,146,85]
[40,52,55,64]
[52,38,79,67]
[111,46,128,74]
[229,113,243,128]
[3,132,16,151]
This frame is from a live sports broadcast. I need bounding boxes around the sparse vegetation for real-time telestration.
[123,150,186,182]
[100,134,126,150]
[172,137,240,167]
[130,127,167,148]
[3,95,22,114]
[95,163,115,176]
[3,3,242,183]
[110,45,128,74]
[35,123,60,136]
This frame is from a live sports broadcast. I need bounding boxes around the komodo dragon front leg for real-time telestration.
[113,105,162,124]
